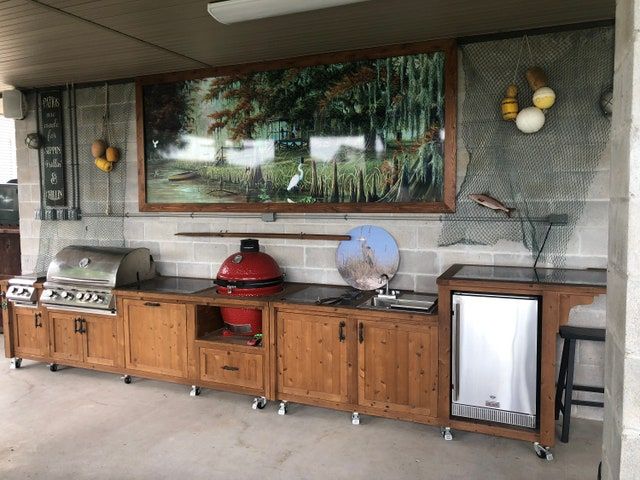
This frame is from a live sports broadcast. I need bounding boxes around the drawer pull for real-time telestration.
[144,302,161,307]
[221,365,240,371]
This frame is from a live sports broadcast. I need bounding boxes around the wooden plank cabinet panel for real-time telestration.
[358,320,438,417]
[276,310,349,403]
[123,299,189,378]
[49,312,83,362]
[82,314,119,368]
[200,347,263,390]
[13,307,48,357]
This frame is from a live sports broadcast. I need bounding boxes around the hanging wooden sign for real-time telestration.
[38,89,66,207]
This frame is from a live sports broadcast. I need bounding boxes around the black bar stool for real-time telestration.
[555,325,605,443]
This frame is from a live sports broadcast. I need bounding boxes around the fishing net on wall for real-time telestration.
[35,83,134,272]
[439,27,613,266]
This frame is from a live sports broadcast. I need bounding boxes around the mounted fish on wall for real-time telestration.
[136,40,458,213]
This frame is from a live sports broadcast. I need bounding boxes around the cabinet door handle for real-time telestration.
[144,302,161,307]
[79,318,87,334]
[338,321,346,342]
[74,318,81,333]
[222,365,239,371]
[358,322,364,343]
[34,312,42,328]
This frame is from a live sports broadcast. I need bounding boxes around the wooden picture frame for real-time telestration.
[136,39,457,213]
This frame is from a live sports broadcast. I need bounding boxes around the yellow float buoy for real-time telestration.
[501,84,519,121]
[532,86,556,109]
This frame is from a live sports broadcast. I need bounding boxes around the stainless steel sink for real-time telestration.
[358,293,438,313]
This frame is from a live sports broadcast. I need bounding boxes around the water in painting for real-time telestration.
[143,51,446,206]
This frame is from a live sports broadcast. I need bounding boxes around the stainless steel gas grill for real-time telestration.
[41,246,156,312]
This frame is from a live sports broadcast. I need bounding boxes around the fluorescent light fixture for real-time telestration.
[207,0,370,24]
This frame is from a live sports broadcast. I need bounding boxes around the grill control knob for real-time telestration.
[91,294,100,302]
[61,291,69,299]
[75,292,83,300]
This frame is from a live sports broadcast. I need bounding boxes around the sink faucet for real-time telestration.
[380,274,390,296]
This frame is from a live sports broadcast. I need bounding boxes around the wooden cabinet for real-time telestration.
[274,306,439,420]
[357,319,439,418]
[12,306,48,358]
[48,311,119,367]
[122,299,190,378]
[82,314,119,367]
[200,347,264,391]
[276,310,351,403]
[49,311,83,362]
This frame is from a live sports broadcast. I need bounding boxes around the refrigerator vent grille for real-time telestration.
[452,403,536,429]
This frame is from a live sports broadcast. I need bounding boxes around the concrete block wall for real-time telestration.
[602,0,640,477]
[14,37,610,421]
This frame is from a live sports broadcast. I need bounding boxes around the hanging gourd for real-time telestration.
[105,146,120,163]
[501,84,519,121]
[91,139,107,158]
[94,157,113,172]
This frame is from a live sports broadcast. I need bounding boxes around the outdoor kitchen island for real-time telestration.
[1,265,605,457]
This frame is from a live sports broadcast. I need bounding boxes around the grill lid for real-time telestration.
[46,245,156,288]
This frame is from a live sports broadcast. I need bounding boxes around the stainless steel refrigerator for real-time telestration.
[451,292,540,428]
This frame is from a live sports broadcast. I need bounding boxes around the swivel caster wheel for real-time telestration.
[190,385,201,397]
[9,358,22,369]
[277,401,288,416]
[351,412,360,425]
[252,396,267,410]
[49,363,58,372]
[441,427,453,441]
[533,442,554,461]
[121,375,132,384]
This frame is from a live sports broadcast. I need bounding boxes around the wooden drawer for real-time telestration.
[199,347,264,391]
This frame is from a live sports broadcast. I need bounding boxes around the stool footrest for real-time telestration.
[572,400,604,408]
[573,384,604,394]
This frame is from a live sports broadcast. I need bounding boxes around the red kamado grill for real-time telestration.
[215,239,283,336]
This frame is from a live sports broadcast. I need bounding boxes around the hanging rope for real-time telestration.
[512,36,525,84]
[101,83,111,215]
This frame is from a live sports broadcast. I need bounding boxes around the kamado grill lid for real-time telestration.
[215,239,283,289]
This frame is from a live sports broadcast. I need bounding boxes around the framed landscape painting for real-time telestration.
[136,39,457,213]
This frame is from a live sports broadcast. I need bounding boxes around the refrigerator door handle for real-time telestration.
[452,302,460,401]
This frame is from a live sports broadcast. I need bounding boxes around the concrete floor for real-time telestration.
[1,343,603,480]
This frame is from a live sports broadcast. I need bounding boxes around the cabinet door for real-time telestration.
[358,320,438,417]
[276,310,350,403]
[82,314,118,367]
[48,312,84,362]
[13,307,49,357]
[123,299,189,378]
